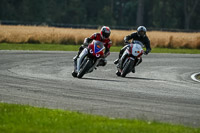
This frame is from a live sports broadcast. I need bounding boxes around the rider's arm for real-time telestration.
[104,48,110,57]
[124,32,135,43]
[83,38,93,45]
[83,33,98,45]
[144,37,151,54]
[104,40,112,58]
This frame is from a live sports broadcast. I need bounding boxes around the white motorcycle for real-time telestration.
[116,40,144,77]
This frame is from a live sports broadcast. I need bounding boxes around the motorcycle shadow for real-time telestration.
[124,76,159,81]
[82,77,124,82]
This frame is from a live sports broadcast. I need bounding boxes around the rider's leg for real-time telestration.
[97,58,107,67]
[114,45,128,64]
[73,45,86,61]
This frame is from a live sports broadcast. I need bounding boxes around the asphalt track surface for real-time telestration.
[0,50,200,127]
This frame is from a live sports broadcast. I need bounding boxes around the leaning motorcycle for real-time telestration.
[72,40,105,78]
[116,40,144,77]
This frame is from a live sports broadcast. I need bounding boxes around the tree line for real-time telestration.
[0,0,199,30]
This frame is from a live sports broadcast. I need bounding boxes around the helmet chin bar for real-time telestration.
[139,31,145,37]
[137,26,147,37]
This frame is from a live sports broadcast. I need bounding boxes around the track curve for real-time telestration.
[0,50,200,127]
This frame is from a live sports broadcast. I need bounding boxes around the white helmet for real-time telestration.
[137,26,147,37]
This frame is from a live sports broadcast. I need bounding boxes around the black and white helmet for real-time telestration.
[137,26,147,37]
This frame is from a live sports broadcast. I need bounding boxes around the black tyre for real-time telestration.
[72,71,77,77]
[77,60,92,78]
[121,59,135,77]
[116,70,121,76]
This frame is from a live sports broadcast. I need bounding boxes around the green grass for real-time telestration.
[0,43,200,54]
[0,103,199,133]
[0,43,80,51]
[151,48,200,54]
[111,46,200,54]
[197,74,200,80]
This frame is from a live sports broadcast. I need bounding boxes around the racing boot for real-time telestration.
[114,51,124,65]
[114,59,119,64]
[73,55,78,61]
[114,46,127,65]
[73,50,82,61]
[116,70,121,76]
[73,45,85,61]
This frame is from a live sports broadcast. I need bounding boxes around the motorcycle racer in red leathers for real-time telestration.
[73,26,112,73]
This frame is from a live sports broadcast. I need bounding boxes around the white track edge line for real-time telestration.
[191,72,200,83]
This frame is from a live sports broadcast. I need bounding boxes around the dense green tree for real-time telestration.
[97,5,116,26]
[184,0,199,30]
[0,0,199,30]
[136,0,144,26]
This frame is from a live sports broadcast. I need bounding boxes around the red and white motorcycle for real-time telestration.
[116,40,144,77]
[72,40,105,78]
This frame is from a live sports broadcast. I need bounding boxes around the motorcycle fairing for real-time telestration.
[94,41,105,54]
[130,44,143,57]
[77,48,88,72]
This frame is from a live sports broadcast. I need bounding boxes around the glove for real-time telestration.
[124,40,129,45]
[83,42,89,47]
[83,38,89,46]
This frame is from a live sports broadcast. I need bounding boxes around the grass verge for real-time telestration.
[0,103,199,133]
[1,25,200,48]
[0,43,80,51]
[0,43,200,54]
[196,74,200,80]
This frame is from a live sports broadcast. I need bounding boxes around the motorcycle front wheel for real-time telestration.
[121,59,135,77]
[77,59,92,78]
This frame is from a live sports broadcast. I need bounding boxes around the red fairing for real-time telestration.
[89,33,111,50]
[97,50,104,56]
[88,43,95,56]
[88,42,104,57]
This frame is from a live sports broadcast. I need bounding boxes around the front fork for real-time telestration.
[118,48,137,72]
[118,57,135,72]
[73,59,77,72]
[76,48,88,72]
[118,49,134,69]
